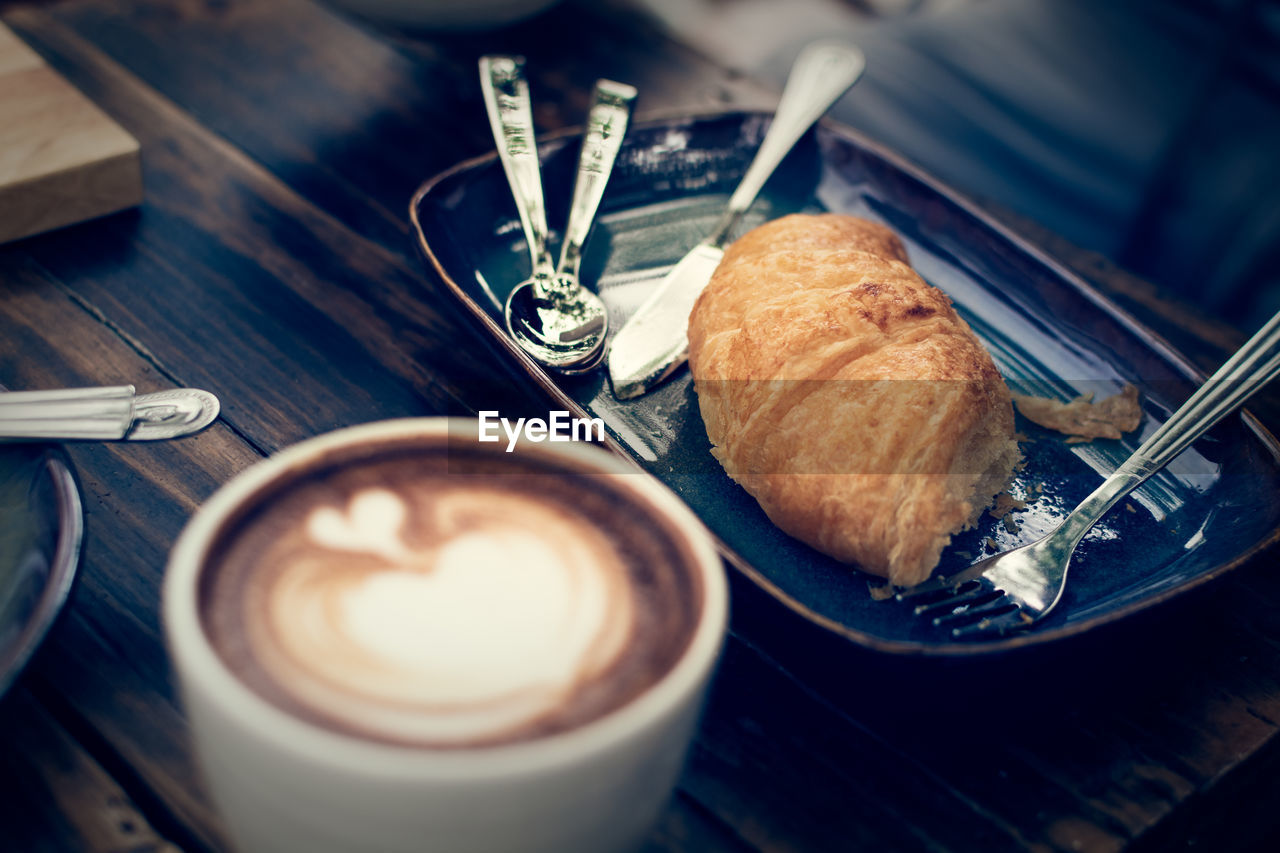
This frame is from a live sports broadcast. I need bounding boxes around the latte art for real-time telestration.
[200,442,702,748]
[254,487,634,744]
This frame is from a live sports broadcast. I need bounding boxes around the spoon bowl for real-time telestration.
[504,274,608,371]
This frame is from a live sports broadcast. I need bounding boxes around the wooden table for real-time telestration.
[2,1,1279,850]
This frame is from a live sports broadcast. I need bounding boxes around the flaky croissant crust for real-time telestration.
[688,214,1020,586]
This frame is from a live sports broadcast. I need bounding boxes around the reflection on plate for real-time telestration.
[0,444,82,695]
[412,111,1280,654]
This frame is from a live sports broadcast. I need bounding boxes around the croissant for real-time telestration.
[687,213,1020,586]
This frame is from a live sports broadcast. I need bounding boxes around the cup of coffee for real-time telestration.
[164,418,727,853]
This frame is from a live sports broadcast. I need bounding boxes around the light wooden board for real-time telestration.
[0,22,140,244]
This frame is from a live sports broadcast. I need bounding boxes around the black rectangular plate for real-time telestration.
[411,111,1280,655]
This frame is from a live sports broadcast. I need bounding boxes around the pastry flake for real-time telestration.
[1011,385,1142,441]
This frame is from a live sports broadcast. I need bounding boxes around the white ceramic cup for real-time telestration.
[164,418,727,853]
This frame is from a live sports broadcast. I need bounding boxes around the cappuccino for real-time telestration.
[198,434,702,748]
[165,419,726,853]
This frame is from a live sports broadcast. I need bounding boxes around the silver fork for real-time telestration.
[898,309,1280,639]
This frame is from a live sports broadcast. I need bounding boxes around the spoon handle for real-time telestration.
[0,385,135,440]
[556,79,637,280]
[706,42,866,246]
[479,55,553,272]
[0,385,220,441]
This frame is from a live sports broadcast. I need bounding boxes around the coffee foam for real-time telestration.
[200,441,701,748]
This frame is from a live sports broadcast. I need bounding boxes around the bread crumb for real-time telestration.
[988,492,1028,519]
[867,580,896,601]
[1012,384,1142,442]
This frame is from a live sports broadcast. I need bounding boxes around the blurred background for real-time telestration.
[13,0,1273,331]
[624,0,1280,332]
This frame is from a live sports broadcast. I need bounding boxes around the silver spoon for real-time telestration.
[480,58,632,372]
[502,78,635,374]
[509,78,636,374]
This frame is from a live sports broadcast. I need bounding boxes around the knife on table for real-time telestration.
[606,41,866,400]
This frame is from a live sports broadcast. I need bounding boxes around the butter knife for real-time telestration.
[0,385,220,441]
[606,42,866,399]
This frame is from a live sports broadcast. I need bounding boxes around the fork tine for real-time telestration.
[930,595,1019,628]
[949,607,1034,639]
[910,583,1001,619]
[895,562,993,600]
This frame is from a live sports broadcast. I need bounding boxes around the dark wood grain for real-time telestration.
[0,225,748,853]
[2,0,1280,851]
[0,687,182,853]
[6,11,511,428]
[684,640,1029,852]
[0,254,261,851]
[23,0,771,263]
[723,558,1280,853]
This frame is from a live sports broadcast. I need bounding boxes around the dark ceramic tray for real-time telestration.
[411,111,1280,654]
[0,443,82,695]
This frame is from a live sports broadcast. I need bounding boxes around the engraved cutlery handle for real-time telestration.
[1054,309,1280,550]
[480,55,554,273]
[556,79,637,280]
[0,385,136,440]
[709,42,866,246]
[0,385,220,441]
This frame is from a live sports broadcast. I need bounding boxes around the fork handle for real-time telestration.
[1055,309,1280,548]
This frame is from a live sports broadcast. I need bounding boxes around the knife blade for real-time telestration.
[606,243,725,400]
[606,41,866,400]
